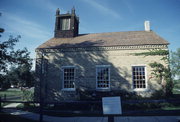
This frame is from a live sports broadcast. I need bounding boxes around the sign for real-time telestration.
[102,96,122,115]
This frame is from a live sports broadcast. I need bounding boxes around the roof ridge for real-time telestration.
[82,30,152,35]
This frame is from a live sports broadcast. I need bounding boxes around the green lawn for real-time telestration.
[173,88,180,94]
[0,88,23,98]
[162,106,180,110]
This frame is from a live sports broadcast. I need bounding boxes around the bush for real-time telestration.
[22,87,34,107]
[174,83,180,89]
[77,88,140,101]
[22,87,34,101]
[151,89,166,99]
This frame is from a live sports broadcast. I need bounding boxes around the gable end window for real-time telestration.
[62,66,75,90]
[132,66,146,89]
[96,66,110,90]
[60,18,70,30]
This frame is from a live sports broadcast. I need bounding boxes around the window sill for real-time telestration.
[96,88,111,92]
[133,88,148,92]
[61,88,76,91]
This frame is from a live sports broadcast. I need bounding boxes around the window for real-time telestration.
[63,67,75,90]
[132,66,146,89]
[60,18,70,30]
[96,66,110,89]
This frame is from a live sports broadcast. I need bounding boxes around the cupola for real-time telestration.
[54,7,79,38]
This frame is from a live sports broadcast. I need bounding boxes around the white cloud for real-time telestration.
[82,0,121,19]
[2,12,52,40]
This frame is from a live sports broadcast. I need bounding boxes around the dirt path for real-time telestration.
[3,103,21,108]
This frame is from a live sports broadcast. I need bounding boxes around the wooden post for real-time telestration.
[108,116,114,122]
[0,97,1,111]
[39,101,43,122]
[4,94,6,100]
[39,51,44,122]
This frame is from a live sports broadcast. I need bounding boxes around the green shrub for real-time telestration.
[151,89,166,99]
[22,87,34,107]
[174,84,180,89]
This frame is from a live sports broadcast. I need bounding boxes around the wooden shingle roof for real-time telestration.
[37,31,169,49]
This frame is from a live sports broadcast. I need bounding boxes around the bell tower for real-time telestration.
[54,7,79,38]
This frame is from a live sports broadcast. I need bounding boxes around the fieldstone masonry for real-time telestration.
[35,45,168,102]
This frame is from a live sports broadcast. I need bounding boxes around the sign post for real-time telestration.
[102,96,122,122]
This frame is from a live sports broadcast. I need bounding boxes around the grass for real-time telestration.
[0,88,23,106]
[162,106,180,110]
[0,88,23,98]
[173,88,180,94]
[160,102,180,111]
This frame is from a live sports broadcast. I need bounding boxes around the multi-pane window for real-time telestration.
[96,66,110,89]
[132,66,146,89]
[60,18,70,30]
[63,67,75,89]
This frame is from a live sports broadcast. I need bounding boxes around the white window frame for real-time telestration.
[62,66,75,91]
[96,65,110,90]
[131,65,148,91]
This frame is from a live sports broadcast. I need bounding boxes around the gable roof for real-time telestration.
[37,31,169,49]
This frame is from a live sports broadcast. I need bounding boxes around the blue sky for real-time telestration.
[0,0,180,69]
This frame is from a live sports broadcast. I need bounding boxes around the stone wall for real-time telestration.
[35,46,168,101]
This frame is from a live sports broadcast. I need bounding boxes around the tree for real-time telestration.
[170,48,180,89]
[170,48,180,80]
[0,28,4,37]
[0,28,33,89]
[5,65,35,87]
[1,35,19,71]
[0,13,4,37]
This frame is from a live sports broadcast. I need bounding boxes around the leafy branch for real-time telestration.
[134,49,173,96]
[134,49,169,56]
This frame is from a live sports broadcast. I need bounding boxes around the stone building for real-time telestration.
[35,8,169,102]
